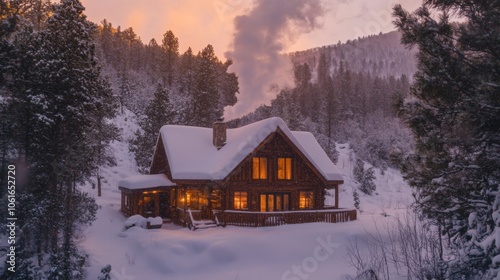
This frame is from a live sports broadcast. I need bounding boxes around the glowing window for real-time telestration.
[252,157,267,179]
[234,192,248,210]
[299,191,314,209]
[277,158,292,180]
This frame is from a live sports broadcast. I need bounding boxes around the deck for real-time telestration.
[214,209,357,227]
[175,208,357,229]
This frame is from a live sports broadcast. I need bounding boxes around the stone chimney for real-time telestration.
[213,118,227,150]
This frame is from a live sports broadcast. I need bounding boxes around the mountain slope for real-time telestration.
[290,31,417,80]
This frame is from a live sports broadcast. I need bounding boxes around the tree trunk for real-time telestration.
[98,175,102,197]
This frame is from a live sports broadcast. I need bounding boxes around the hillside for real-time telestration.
[290,31,417,80]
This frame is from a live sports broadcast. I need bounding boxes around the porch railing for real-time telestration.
[214,208,357,227]
[176,207,201,227]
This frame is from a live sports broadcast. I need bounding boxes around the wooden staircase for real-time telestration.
[186,209,218,231]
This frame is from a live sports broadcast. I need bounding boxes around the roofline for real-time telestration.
[148,133,161,173]
[155,117,343,183]
[118,186,174,192]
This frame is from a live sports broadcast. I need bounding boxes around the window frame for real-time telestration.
[299,191,314,210]
[233,191,248,210]
[260,192,291,212]
[277,157,293,180]
[252,157,268,180]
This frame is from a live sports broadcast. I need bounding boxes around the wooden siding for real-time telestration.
[222,131,336,211]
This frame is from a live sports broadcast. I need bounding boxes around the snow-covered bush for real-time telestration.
[124,215,147,229]
[124,215,162,229]
[98,265,112,280]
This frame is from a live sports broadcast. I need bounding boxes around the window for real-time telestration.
[252,157,267,179]
[177,189,208,210]
[186,190,207,210]
[234,192,248,210]
[277,158,292,180]
[260,193,290,212]
[299,191,314,209]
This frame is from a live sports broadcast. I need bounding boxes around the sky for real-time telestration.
[80,0,421,119]
[80,0,420,58]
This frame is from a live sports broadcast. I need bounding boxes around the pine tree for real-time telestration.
[161,30,179,87]
[192,44,221,127]
[353,159,376,195]
[2,0,113,277]
[145,38,162,83]
[394,0,500,277]
[0,0,22,197]
[87,78,119,197]
[178,47,196,96]
[361,167,376,195]
[353,188,360,210]
[130,83,174,174]
[317,52,337,153]
[353,158,365,184]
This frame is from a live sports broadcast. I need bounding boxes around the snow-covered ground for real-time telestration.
[82,111,413,280]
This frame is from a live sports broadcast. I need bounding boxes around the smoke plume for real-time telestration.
[224,0,326,120]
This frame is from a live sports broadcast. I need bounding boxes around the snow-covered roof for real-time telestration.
[118,174,175,190]
[159,117,343,182]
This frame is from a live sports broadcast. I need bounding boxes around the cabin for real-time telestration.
[118,117,356,228]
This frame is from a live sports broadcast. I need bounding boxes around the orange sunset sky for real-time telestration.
[80,0,420,59]
[79,0,421,118]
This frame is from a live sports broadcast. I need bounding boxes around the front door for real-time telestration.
[260,193,290,212]
[159,192,171,218]
[143,195,155,216]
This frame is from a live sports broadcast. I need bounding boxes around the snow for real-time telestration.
[124,215,147,228]
[118,174,175,190]
[160,117,343,181]
[124,215,163,229]
[147,217,163,226]
[81,113,413,280]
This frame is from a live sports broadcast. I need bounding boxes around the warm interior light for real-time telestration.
[253,157,267,179]
[278,158,292,180]
[299,191,313,209]
[234,192,248,209]
[234,196,240,208]
[286,158,292,180]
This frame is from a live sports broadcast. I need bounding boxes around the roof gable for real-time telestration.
[158,117,342,182]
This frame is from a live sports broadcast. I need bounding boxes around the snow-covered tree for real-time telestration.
[353,188,360,210]
[2,0,114,277]
[353,159,376,195]
[394,0,500,277]
[130,83,174,174]
[191,44,222,127]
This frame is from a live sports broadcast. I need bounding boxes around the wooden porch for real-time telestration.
[215,209,357,227]
[176,208,357,229]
